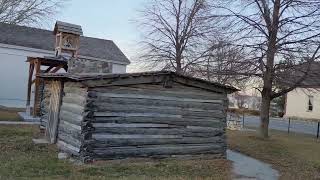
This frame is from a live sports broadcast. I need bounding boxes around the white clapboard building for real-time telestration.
[0,22,130,107]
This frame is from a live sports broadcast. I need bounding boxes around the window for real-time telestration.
[308,96,314,112]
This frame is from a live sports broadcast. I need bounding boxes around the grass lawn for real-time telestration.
[0,125,231,180]
[227,129,320,180]
[0,106,23,121]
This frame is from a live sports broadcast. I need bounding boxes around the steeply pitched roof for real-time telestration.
[0,23,130,64]
[295,62,320,87]
[277,61,320,88]
[39,71,239,94]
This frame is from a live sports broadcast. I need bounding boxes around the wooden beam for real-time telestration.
[33,60,41,117]
[50,65,64,73]
[45,66,55,73]
[26,63,35,107]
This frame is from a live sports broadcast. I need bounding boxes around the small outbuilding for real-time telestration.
[39,71,237,162]
[25,21,238,162]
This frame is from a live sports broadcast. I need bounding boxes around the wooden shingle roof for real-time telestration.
[53,21,83,35]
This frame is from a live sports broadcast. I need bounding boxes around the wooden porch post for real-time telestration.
[26,62,34,115]
[33,59,41,117]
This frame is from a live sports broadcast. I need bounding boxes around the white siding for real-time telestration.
[112,63,127,73]
[0,46,52,107]
[0,44,127,107]
[285,88,320,120]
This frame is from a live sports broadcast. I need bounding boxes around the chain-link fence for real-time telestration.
[228,111,320,139]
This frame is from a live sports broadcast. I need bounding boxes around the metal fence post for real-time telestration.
[288,118,291,134]
[317,122,320,139]
[242,111,245,128]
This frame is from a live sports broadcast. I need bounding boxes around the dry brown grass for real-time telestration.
[227,129,320,180]
[0,125,231,180]
[0,106,24,121]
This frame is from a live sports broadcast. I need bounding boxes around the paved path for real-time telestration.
[244,116,319,136]
[0,121,40,125]
[227,149,279,180]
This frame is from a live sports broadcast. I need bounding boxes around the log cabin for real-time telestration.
[29,21,238,162]
[39,71,237,162]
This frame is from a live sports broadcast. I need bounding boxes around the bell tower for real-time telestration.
[53,21,83,57]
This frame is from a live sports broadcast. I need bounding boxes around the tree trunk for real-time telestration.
[260,90,271,138]
[259,0,281,138]
[176,55,182,74]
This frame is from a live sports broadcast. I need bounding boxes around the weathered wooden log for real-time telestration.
[93,111,225,119]
[91,128,224,138]
[88,97,224,110]
[84,136,225,147]
[62,93,87,105]
[63,87,87,95]
[60,110,83,123]
[60,120,82,131]
[82,75,166,88]
[59,117,82,127]
[58,133,82,149]
[89,103,223,115]
[58,122,82,140]
[93,112,182,118]
[92,134,182,139]
[57,140,81,155]
[60,102,85,115]
[90,144,224,158]
[90,86,225,100]
[92,123,175,128]
[91,92,223,104]
[90,116,225,128]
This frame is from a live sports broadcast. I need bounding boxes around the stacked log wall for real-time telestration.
[56,82,89,156]
[40,81,52,128]
[83,82,228,161]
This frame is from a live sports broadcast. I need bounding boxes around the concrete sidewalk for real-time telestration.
[227,149,279,180]
[0,121,40,125]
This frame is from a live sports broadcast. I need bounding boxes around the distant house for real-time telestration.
[285,88,320,120]
[284,63,320,120]
[228,93,261,110]
[0,22,130,107]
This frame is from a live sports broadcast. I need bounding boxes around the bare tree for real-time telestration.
[213,0,320,138]
[0,0,64,26]
[234,92,247,109]
[137,0,217,74]
[189,40,250,86]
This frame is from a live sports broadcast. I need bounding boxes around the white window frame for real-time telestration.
[307,95,314,112]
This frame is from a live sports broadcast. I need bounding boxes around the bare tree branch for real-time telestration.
[213,0,320,138]
[0,0,65,26]
[137,0,219,74]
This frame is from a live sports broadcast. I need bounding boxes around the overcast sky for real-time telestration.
[56,0,147,71]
